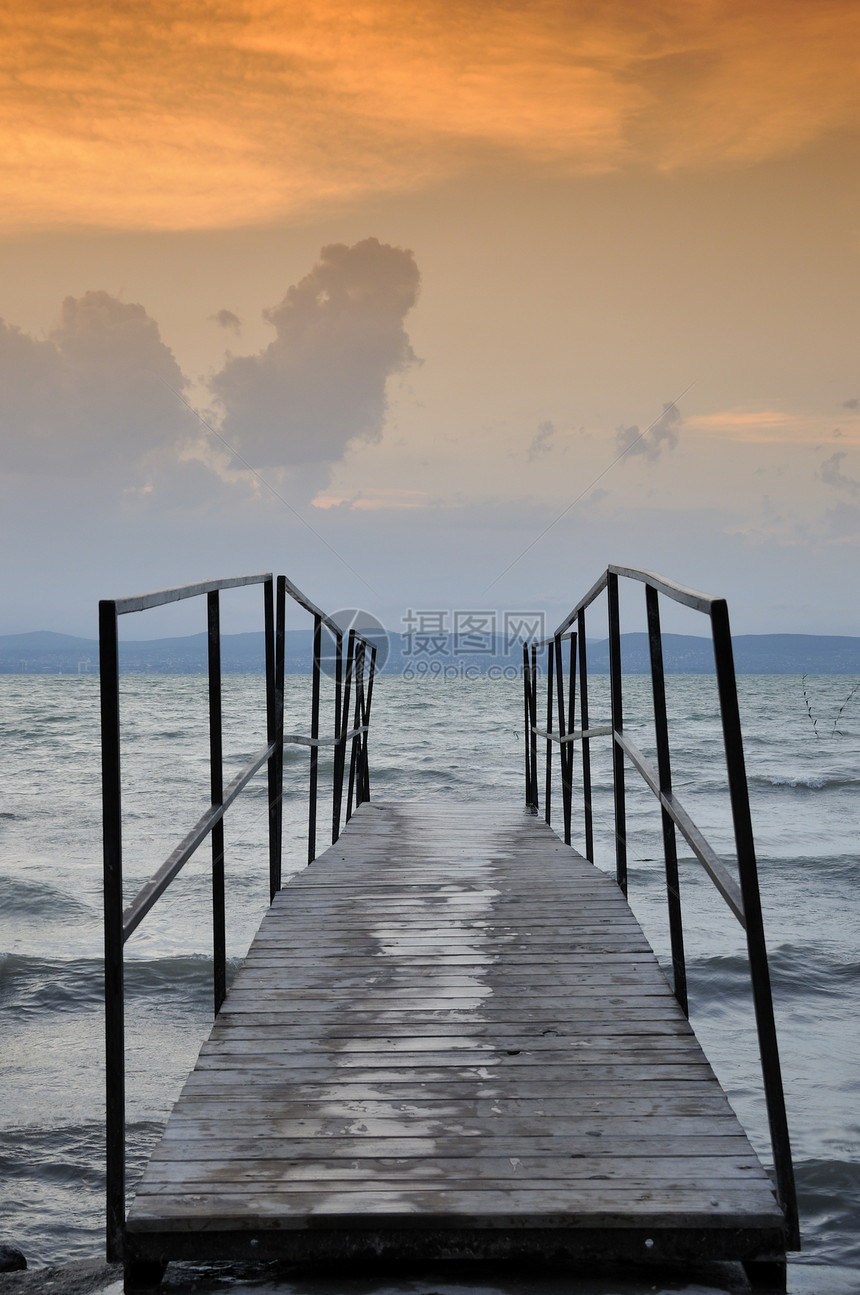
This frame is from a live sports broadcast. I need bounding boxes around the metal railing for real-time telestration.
[521,564,799,1251]
[100,573,377,1263]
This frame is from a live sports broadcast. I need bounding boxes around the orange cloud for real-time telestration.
[313,487,429,510]
[688,408,860,444]
[2,1,859,231]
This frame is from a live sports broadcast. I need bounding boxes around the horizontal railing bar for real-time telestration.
[553,564,718,639]
[554,570,609,637]
[122,741,275,941]
[614,731,746,926]
[284,726,369,749]
[664,790,747,928]
[529,632,575,649]
[608,564,717,615]
[532,724,613,744]
[108,574,272,616]
[109,571,380,650]
[341,725,370,742]
[280,577,381,654]
[280,575,344,636]
[350,634,378,654]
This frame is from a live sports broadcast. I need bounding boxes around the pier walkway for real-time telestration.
[124,802,787,1278]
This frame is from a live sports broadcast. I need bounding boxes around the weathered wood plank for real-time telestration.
[168,1095,740,1118]
[131,1184,783,1226]
[177,1076,742,1100]
[209,1021,694,1039]
[154,1116,745,1141]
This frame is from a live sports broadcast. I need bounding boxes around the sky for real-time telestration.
[1,0,859,641]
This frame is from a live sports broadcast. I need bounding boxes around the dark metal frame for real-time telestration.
[100,573,376,1264]
[522,564,799,1252]
[278,576,378,864]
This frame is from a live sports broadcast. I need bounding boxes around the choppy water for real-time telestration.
[0,672,858,1292]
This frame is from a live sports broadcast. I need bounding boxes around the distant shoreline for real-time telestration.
[1,629,859,675]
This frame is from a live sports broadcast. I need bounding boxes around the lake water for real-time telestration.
[0,671,858,1293]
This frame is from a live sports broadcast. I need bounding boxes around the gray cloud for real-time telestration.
[615,401,681,461]
[0,290,192,475]
[826,501,860,539]
[528,420,557,461]
[842,397,859,410]
[210,238,420,468]
[211,309,241,333]
[821,450,860,495]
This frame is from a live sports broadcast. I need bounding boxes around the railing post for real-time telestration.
[100,598,125,1264]
[544,640,554,826]
[578,610,594,862]
[308,614,322,863]
[607,572,627,894]
[555,633,574,846]
[360,644,377,805]
[351,640,364,811]
[346,633,361,824]
[338,632,355,829]
[522,643,532,807]
[207,590,226,1014]
[711,599,799,1249]
[530,643,539,810]
[331,630,344,843]
[346,640,365,820]
[265,578,283,901]
[275,579,285,885]
[353,641,366,808]
[645,584,688,1016]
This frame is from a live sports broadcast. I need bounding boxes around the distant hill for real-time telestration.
[1,628,859,675]
[582,633,860,675]
[0,630,305,675]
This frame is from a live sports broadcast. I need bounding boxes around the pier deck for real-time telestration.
[126,801,787,1273]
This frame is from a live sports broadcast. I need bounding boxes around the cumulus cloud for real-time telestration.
[210,238,420,468]
[211,309,241,333]
[0,237,420,513]
[821,451,860,494]
[0,291,193,475]
[528,420,557,461]
[615,402,681,461]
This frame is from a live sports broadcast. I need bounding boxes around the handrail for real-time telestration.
[100,573,378,1264]
[522,565,799,1252]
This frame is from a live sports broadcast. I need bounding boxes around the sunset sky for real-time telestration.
[1,0,859,639]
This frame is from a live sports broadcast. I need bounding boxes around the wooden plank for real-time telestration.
[208,1021,694,1038]
[131,1185,783,1227]
[167,1096,741,1118]
[154,1116,746,1141]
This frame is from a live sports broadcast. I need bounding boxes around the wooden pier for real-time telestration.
[125,801,788,1282]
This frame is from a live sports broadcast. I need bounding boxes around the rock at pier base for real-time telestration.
[0,1260,121,1295]
[0,1250,26,1275]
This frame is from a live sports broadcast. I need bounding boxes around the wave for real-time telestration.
[125,952,241,1001]
[758,853,860,884]
[686,944,860,1003]
[0,953,104,1013]
[0,1119,166,1266]
[0,952,241,1016]
[0,1122,105,1189]
[752,772,860,790]
[0,877,95,918]
[795,1158,860,1264]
